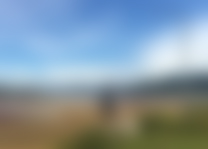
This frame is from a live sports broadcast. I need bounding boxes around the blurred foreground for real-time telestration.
[0,80,208,149]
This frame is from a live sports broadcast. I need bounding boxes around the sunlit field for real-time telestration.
[59,102,208,149]
[0,99,207,149]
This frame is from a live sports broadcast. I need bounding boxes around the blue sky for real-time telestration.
[0,0,208,84]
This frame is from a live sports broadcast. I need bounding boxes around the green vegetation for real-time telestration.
[59,106,208,149]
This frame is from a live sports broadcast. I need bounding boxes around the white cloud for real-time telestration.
[140,14,208,79]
